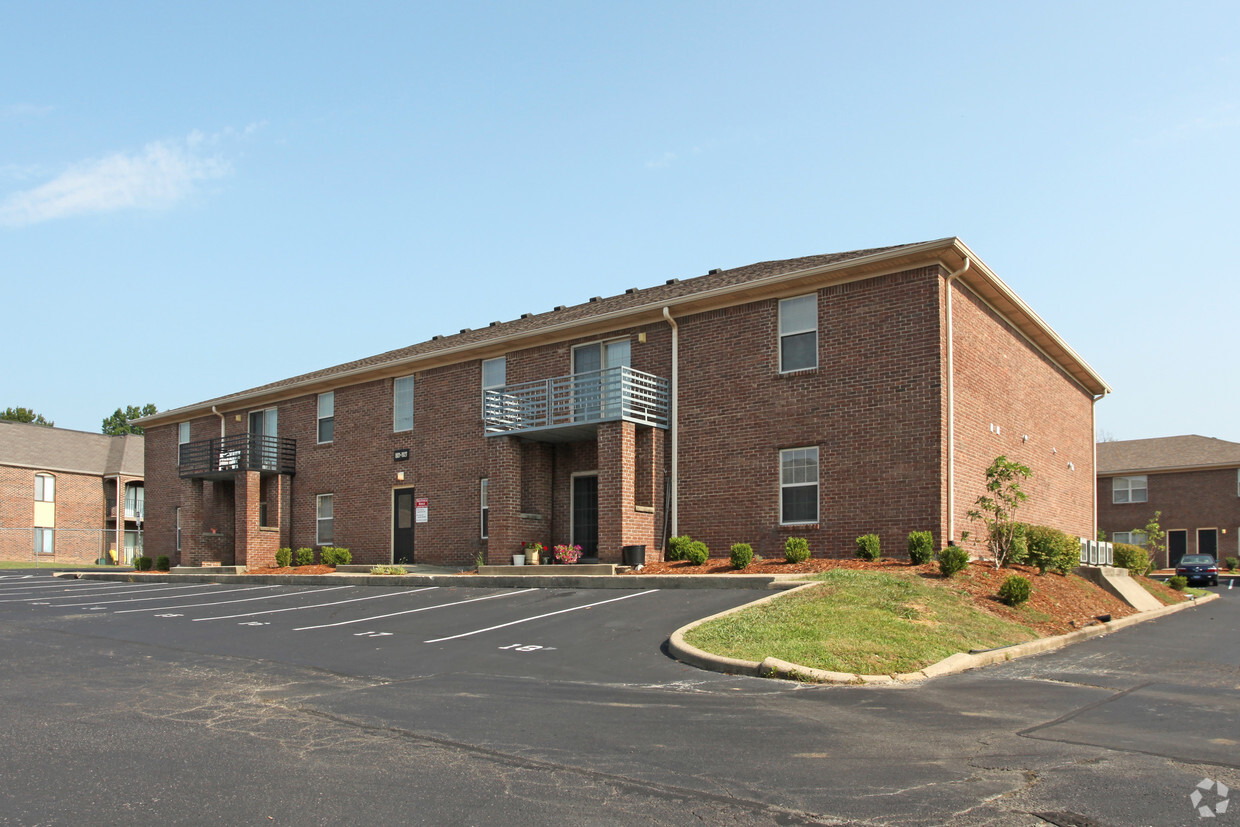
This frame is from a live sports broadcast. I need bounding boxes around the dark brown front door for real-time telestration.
[394,487,415,565]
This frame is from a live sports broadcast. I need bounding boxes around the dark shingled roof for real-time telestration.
[184,241,923,408]
[1097,435,1240,475]
[0,420,144,477]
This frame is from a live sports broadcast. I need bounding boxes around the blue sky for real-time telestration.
[4,2,1238,443]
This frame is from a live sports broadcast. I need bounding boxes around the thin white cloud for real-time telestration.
[646,151,678,169]
[0,133,236,227]
[1,103,56,120]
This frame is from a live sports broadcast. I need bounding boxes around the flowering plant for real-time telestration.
[522,541,543,553]
[553,544,583,564]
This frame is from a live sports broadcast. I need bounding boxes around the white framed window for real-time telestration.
[482,356,506,391]
[1112,475,1148,504]
[34,527,54,556]
[1113,531,1146,546]
[316,494,334,545]
[780,447,819,524]
[778,294,818,373]
[394,375,415,432]
[178,422,191,464]
[480,478,489,539]
[34,474,54,503]
[317,391,335,444]
[175,507,182,552]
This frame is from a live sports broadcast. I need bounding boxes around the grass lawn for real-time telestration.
[683,568,1037,675]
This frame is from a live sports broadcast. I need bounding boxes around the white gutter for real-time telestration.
[662,307,679,537]
[943,257,970,545]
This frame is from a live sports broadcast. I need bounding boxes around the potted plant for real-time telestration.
[523,541,543,566]
[553,543,583,565]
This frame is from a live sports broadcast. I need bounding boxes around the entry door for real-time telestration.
[393,488,415,565]
[249,408,278,469]
[571,475,598,558]
[1167,530,1187,568]
[1198,528,1219,560]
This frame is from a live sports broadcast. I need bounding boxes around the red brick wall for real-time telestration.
[0,466,106,564]
[1097,468,1240,563]
[949,278,1097,554]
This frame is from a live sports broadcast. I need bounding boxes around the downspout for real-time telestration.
[211,406,226,439]
[662,307,679,538]
[943,257,970,546]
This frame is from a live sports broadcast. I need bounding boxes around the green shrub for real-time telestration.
[275,548,292,568]
[1023,524,1079,575]
[729,542,754,569]
[134,556,152,571]
[1168,575,1187,591]
[685,540,709,565]
[1225,557,1238,572]
[998,574,1032,606]
[855,533,881,561]
[667,535,693,562]
[938,545,969,578]
[370,565,407,575]
[784,536,810,563]
[155,556,170,572]
[320,547,352,567]
[294,547,314,567]
[1112,543,1150,577]
[907,531,935,565]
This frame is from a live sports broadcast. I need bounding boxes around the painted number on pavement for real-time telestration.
[498,644,556,653]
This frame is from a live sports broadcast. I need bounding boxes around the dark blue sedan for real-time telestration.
[1176,554,1219,586]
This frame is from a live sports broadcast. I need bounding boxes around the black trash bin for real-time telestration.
[622,545,646,567]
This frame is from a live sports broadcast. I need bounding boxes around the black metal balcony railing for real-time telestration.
[483,366,669,437]
[178,433,297,478]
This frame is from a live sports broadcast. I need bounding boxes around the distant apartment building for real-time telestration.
[1097,435,1240,567]
[138,237,1108,569]
[0,420,145,565]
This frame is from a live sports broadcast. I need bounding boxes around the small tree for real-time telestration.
[1138,511,1166,570]
[1,407,53,426]
[966,455,1031,569]
[101,403,158,435]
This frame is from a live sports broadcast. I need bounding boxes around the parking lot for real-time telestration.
[0,571,772,688]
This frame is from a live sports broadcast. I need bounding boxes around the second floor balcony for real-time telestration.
[483,366,669,442]
[178,433,297,479]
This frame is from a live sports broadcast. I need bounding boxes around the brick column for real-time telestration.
[179,478,205,566]
[277,474,292,549]
[234,471,262,567]
[597,422,635,564]
[486,436,523,565]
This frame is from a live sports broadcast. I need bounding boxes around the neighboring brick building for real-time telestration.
[138,237,1109,569]
[0,420,145,565]
[1097,435,1240,568]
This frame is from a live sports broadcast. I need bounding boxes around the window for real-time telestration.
[34,528,54,556]
[124,485,145,519]
[317,392,335,444]
[480,478,489,539]
[316,494,334,545]
[780,447,819,524]
[1112,475,1147,504]
[176,507,182,552]
[482,356,506,391]
[394,375,415,432]
[178,422,191,464]
[779,294,817,372]
[1113,531,1146,546]
[34,474,54,503]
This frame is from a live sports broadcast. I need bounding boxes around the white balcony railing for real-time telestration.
[484,366,669,436]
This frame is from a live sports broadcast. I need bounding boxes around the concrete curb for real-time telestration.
[667,587,1221,685]
[60,570,809,591]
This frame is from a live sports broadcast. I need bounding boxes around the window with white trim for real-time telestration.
[1112,475,1147,504]
[482,356,506,391]
[779,294,818,372]
[780,447,819,524]
[34,474,54,503]
[393,376,415,432]
[316,494,334,545]
[1113,531,1146,546]
[317,392,335,444]
[178,422,191,464]
[176,507,182,552]
[34,528,54,556]
[480,478,489,539]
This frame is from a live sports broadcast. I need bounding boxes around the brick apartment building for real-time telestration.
[1097,435,1240,568]
[0,420,145,565]
[139,237,1109,569]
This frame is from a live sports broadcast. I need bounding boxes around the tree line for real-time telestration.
[1,403,159,435]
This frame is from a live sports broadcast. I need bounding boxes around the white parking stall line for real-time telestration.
[0,583,208,604]
[0,581,153,595]
[191,586,438,622]
[293,588,538,632]
[116,585,357,614]
[53,585,278,608]
[423,589,659,644]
